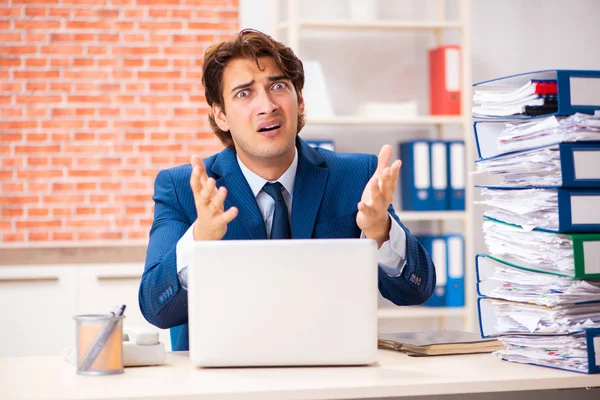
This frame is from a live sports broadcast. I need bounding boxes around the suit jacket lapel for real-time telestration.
[291,138,329,239]
[210,148,267,240]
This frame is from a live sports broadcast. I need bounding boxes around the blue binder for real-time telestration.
[473,69,600,118]
[446,140,466,210]
[416,235,446,307]
[445,234,465,307]
[430,141,448,210]
[399,141,432,211]
[475,141,600,187]
[479,186,600,233]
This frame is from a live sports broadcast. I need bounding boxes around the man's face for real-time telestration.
[213,56,303,169]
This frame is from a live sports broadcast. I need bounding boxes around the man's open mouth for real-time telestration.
[258,124,281,132]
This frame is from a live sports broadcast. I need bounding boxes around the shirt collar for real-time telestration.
[237,147,298,198]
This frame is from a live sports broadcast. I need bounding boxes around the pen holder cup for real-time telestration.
[74,314,124,376]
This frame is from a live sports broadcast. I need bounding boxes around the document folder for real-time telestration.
[482,218,600,279]
[478,186,600,233]
[473,69,600,118]
[447,141,466,210]
[417,235,447,307]
[430,141,448,210]
[429,45,461,115]
[497,328,600,374]
[399,141,432,211]
[475,141,600,187]
[446,235,465,307]
[477,297,600,338]
[475,254,600,306]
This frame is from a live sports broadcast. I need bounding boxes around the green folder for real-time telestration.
[483,218,600,279]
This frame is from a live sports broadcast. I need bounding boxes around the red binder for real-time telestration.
[429,45,461,115]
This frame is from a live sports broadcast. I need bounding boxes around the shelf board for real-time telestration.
[306,115,464,126]
[378,306,465,319]
[276,20,463,31]
[396,211,466,221]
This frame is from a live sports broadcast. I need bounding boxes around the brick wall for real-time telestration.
[0,0,238,244]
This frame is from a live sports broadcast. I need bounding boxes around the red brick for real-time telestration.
[26,108,48,118]
[63,71,109,79]
[26,133,49,142]
[0,46,37,54]
[66,219,111,229]
[14,70,60,79]
[48,8,70,17]
[0,121,37,129]
[3,183,24,192]
[53,207,73,216]
[74,133,95,140]
[25,58,46,67]
[0,7,22,17]
[26,82,48,91]
[2,208,24,217]
[88,46,108,55]
[73,34,94,41]
[62,0,107,4]
[16,95,62,104]
[29,232,50,241]
[16,220,62,229]
[51,158,73,166]
[28,208,49,217]
[51,108,74,117]
[148,59,168,68]
[52,232,74,240]
[138,0,179,5]
[28,157,49,166]
[73,58,94,67]
[28,182,49,191]
[76,207,96,215]
[17,170,63,179]
[3,233,25,242]
[41,120,85,129]
[51,82,71,91]
[1,108,22,117]
[1,133,23,141]
[25,7,46,16]
[124,10,143,18]
[75,108,94,116]
[75,182,96,190]
[2,158,24,167]
[41,46,83,55]
[113,47,159,55]
[0,195,37,205]
[99,108,119,117]
[66,21,111,30]
[43,194,85,204]
[0,33,22,42]
[100,206,121,214]
[0,58,21,67]
[50,58,70,67]
[15,20,61,29]
[98,34,118,42]
[124,34,145,42]
[67,95,111,103]
[53,182,74,191]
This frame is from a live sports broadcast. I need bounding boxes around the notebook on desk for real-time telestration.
[378,330,503,356]
[187,239,379,367]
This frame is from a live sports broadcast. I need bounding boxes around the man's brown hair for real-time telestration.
[201,29,306,149]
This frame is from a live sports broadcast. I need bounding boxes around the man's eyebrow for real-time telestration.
[230,80,254,93]
[269,75,289,82]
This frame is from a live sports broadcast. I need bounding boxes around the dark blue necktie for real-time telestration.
[262,182,291,239]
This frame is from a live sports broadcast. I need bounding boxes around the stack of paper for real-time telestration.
[476,255,600,307]
[473,80,558,117]
[498,334,593,374]
[378,330,503,356]
[472,70,600,374]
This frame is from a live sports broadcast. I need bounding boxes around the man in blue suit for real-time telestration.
[139,29,436,351]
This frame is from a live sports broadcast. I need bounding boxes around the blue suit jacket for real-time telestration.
[139,137,436,351]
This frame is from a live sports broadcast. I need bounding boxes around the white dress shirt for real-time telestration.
[176,148,407,288]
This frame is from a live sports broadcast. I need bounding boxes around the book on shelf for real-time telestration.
[378,330,502,356]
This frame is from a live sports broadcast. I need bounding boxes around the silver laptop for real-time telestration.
[187,239,378,367]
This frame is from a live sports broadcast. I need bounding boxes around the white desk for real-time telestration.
[3,350,600,400]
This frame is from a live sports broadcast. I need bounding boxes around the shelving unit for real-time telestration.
[270,0,475,331]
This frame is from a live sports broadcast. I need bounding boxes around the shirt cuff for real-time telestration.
[361,213,407,278]
[175,223,196,290]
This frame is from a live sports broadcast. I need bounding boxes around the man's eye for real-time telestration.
[272,82,287,90]
[236,90,249,98]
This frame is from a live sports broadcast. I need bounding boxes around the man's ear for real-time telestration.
[297,91,305,116]
[212,104,229,132]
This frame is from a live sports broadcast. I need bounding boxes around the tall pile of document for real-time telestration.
[471,69,600,374]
